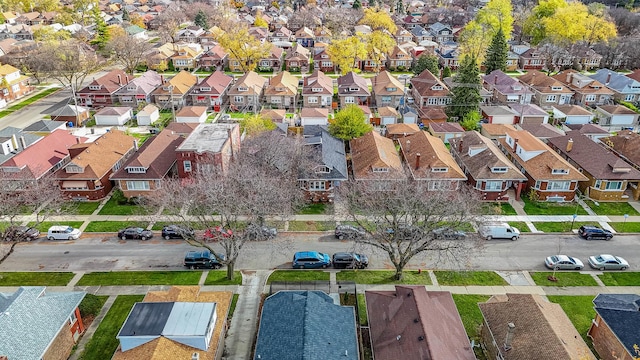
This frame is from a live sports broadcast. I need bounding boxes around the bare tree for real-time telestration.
[287,7,322,31]
[155,5,186,43]
[150,132,310,280]
[338,179,484,280]
[1,44,50,84]
[322,7,362,35]
[42,40,104,96]
[106,34,154,74]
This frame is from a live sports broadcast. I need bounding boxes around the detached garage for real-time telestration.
[137,104,159,126]
[596,105,638,129]
[94,107,133,126]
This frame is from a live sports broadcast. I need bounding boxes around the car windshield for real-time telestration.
[64,227,73,233]
[595,256,605,262]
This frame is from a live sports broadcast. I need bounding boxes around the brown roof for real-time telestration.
[164,122,199,135]
[264,71,298,96]
[598,104,637,115]
[480,124,516,136]
[260,108,286,121]
[372,71,404,96]
[601,130,640,166]
[302,70,333,96]
[552,70,613,95]
[366,286,475,360]
[175,106,207,117]
[626,69,640,82]
[429,122,464,134]
[192,70,233,96]
[300,107,328,118]
[378,106,398,117]
[564,123,609,134]
[411,69,449,97]
[337,71,370,96]
[553,104,593,116]
[228,71,267,96]
[112,286,232,360]
[79,69,130,95]
[518,70,572,94]
[398,131,466,181]
[418,107,448,122]
[110,129,184,180]
[350,131,405,181]
[518,123,565,139]
[478,294,595,360]
[386,123,420,136]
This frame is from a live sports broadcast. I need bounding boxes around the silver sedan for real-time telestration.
[545,255,584,270]
[588,254,629,270]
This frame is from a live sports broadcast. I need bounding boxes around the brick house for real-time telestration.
[170,44,203,71]
[371,71,404,109]
[588,294,640,360]
[197,44,228,71]
[175,123,240,178]
[600,130,640,172]
[227,71,267,112]
[77,69,131,107]
[55,129,136,200]
[285,43,310,72]
[337,72,370,108]
[386,45,412,71]
[498,129,588,201]
[294,26,315,47]
[0,287,86,360]
[188,70,233,111]
[301,70,333,108]
[590,69,640,104]
[254,46,283,73]
[313,50,336,73]
[0,63,33,103]
[299,127,347,202]
[151,70,198,109]
[114,70,163,105]
[411,69,450,108]
[350,131,406,187]
[482,70,533,105]
[449,131,527,201]
[518,48,545,70]
[518,70,573,109]
[264,71,298,110]
[552,70,613,107]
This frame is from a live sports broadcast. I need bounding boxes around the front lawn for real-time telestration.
[0,87,60,118]
[0,272,75,286]
[79,295,145,360]
[27,221,84,232]
[530,272,598,286]
[547,296,596,345]
[452,294,491,340]
[481,202,517,215]
[98,190,154,215]
[266,270,330,284]
[507,222,530,233]
[76,271,201,286]
[534,222,597,233]
[584,200,640,216]
[298,203,333,215]
[609,222,640,233]
[434,271,507,286]
[336,270,433,285]
[60,201,101,215]
[204,270,243,285]
[597,272,640,286]
[522,196,588,215]
[287,220,335,231]
[84,221,149,233]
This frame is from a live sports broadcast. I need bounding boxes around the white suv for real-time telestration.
[47,226,82,240]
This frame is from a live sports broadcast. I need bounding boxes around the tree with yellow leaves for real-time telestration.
[358,7,397,33]
[326,36,367,74]
[361,31,395,72]
[240,113,276,136]
[218,25,272,72]
[254,11,268,28]
[129,12,146,29]
[458,0,513,61]
[33,27,71,43]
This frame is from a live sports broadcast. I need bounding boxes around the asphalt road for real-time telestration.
[1,232,638,272]
[0,88,72,130]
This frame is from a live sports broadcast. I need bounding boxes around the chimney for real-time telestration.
[19,136,26,150]
[494,74,498,85]
[76,137,81,144]
[125,74,129,84]
[566,138,573,152]
[458,138,463,153]
[566,72,571,84]
[117,74,122,86]
[513,138,519,152]
[504,322,515,351]
[415,153,421,169]
[133,140,139,151]
[11,134,18,150]
[161,75,165,84]
[405,140,411,153]
[606,72,612,84]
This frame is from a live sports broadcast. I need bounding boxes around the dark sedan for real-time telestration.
[118,227,153,240]
[332,252,369,269]
[161,225,195,240]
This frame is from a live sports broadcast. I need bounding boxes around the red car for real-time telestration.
[203,226,233,241]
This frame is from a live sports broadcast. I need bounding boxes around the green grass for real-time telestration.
[336,270,433,285]
[266,270,330,284]
[98,190,152,215]
[482,202,517,215]
[84,221,149,233]
[60,201,101,215]
[597,272,640,286]
[609,222,640,232]
[75,271,201,286]
[0,272,75,286]
[584,200,640,216]
[79,294,109,319]
[522,196,588,215]
[530,272,598,286]
[547,296,596,346]
[298,203,333,215]
[452,294,491,340]
[204,270,243,285]
[79,295,144,360]
[27,221,84,233]
[357,293,367,325]
[434,271,507,286]
[507,221,530,232]
[0,87,60,118]
[534,222,597,233]
[287,220,335,231]
[228,294,240,318]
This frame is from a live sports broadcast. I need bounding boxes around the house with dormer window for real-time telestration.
[264,71,298,110]
[411,69,450,109]
[197,44,228,71]
[498,129,587,201]
[552,70,613,107]
[410,25,433,43]
[227,71,267,112]
[394,28,413,44]
[483,70,533,105]
[269,26,293,43]
[294,26,315,48]
[77,69,131,107]
[299,127,348,202]
[518,70,573,109]
[519,48,546,70]
[175,26,204,43]
[590,69,640,104]
[302,70,333,108]
[387,46,412,71]
[0,63,33,103]
[253,45,283,72]
[337,72,370,108]
[170,44,203,70]
[313,50,336,73]
[114,70,163,105]
[314,27,332,44]
[285,43,310,72]
[350,131,406,187]
[429,22,454,43]
[371,71,404,108]
[151,70,198,108]
[188,70,233,111]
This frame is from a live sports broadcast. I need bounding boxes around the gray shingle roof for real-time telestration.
[590,69,640,93]
[593,294,640,357]
[0,287,85,360]
[0,126,42,164]
[254,291,359,360]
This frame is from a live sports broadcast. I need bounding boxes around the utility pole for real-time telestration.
[170,85,175,121]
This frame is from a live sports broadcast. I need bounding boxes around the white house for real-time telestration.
[136,104,160,126]
[552,105,594,125]
[94,107,133,126]
[595,105,639,129]
[175,106,208,123]
[300,108,329,126]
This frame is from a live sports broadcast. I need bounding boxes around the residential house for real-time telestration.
[264,71,298,110]
[228,71,267,112]
[498,129,588,201]
[144,44,175,71]
[337,72,370,108]
[260,108,286,124]
[552,105,594,125]
[588,294,640,360]
[480,105,519,125]
[506,51,520,71]
[112,286,232,360]
[0,287,85,360]
[56,129,135,200]
[398,131,466,190]
[313,50,336,73]
[480,123,517,142]
[302,70,333,108]
[518,48,545,70]
[113,70,163,105]
[548,134,640,201]
[0,127,41,168]
[253,45,283,72]
[509,104,550,126]
[366,286,475,360]
[294,26,315,47]
[197,44,228,71]
[394,27,413,44]
[385,123,420,140]
[411,69,450,109]
[371,71,404,108]
[269,26,292,43]
[518,123,565,142]
[254,291,358,360]
[428,121,464,144]
[479,294,595,360]
[170,44,203,70]
[44,104,90,126]
[450,131,527,201]
[552,70,613,107]
[350,131,405,187]
[563,123,617,143]
[136,104,159,126]
[111,129,185,198]
[590,69,640,104]
[152,70,198,109]
[483,70,533,105]
[600,130,640,171]
[175,106,208,123]
[77,69,131,107]
[94,106,133,126]
[300,107,329,126]
[125,24,147,39]
[285,43,310,72]
[429,22,454,43]
[517,70,573,109]
[175,123,240,178]
[0,63,32,103]
[410,25,433,44]
[437,47,460,70]
[378,106,399,125]
[314,27,332,44]
[387,45,412,71]
[189,70,233,111]
[300,127,348,202]
[595,105,639,130]
[175,26,204,43]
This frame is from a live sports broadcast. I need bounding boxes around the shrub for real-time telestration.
[79,294,104,318]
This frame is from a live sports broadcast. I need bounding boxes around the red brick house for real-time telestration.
[411,69,451,108]
[285,43,310,72]
[197,44,228,71]
[337,72,370,108]
[77,69,131,107]
[350,131,406,187]
[0,63,33,103]
[588,294,640,360]
[518,48,545,70]
[188,70,233,111]
[313,50,336,73]
[175,123,240,178]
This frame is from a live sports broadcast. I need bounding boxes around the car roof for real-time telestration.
[555,255,571,261]
[599,254,616,260]
[294,251,322,258]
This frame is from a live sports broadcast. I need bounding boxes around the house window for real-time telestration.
[312,88,323,92]
[184,160,192,172]
[585,94,596,102]
[234,96,244,103]
[237,86,248,92]
[65,165,83,173]
[69,310,77,325]
[428,180,450,191]
[546,95,557,102]
[309,181,326,190]
[126,167,146,173]
[315,166,330,173]
[547,181,570,190]
[321,61,332,67]
[308,97,318,103]
[486,180,502,191]
[492,167,508,173]
[534,180,542,189]
[552,168,568,174]
[431,85,443,90]
[431,167,448,172]
[345,96,355,104]
[428,98,438,105]
[121,96,133,102]
[260,61,269,66]
[89,85,101,90]
[386,87,397,92]
[372,167,389,172]
[271,97,281,103]
[126,181,150,190]
[625,94,635,101]
[200,87,211,92]
[605,181,623,190]
[551,86,562,91]
[381,96,391,104]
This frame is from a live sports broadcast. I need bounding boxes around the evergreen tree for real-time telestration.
[369,0,376,8]
[353,0,362,9]
[90,7,109,50]
[483,27,508,75]
[412,55,439,76]
[194,10,208,29]
[396,0,404,13]
[442,66,451,78]
[122,7,130,22]
[446,55,481,121]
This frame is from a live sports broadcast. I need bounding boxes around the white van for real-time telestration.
[479,223,520,241]
[47,226,82,240]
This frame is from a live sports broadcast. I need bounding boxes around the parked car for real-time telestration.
[183,250,225,269]
[386,225,423,240]
[4,226,40,241]
[161,225,195,240]
[479,223,520,241]
[335,225,365,240]
[578,225,613,240]
[117,227,153,240]
[47,225,82,240]
[431,227,466,240]
[544,255,584,270]
[332,252,369,269]
[588,254,629,270]
[292,251,331,269]
[203,226,233,241]
[245,223,277,240]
